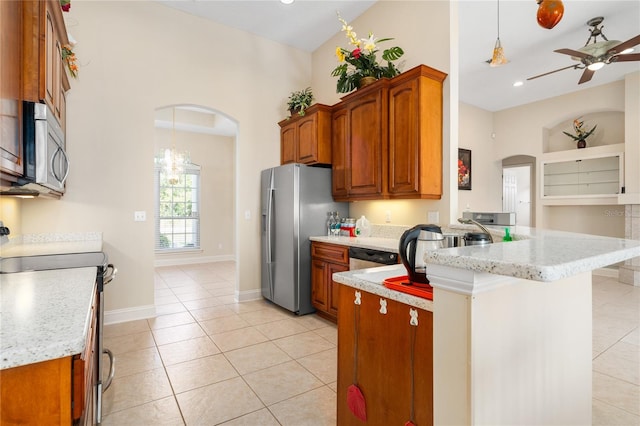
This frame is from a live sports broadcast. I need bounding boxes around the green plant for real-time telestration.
[287,87,314,116]
[563,118,597,141]
[331,13,404,93]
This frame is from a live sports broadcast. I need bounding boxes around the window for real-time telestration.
[155,163,201,251]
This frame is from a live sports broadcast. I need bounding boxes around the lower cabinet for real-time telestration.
[0,290,97,426]
[310,241,349,323]
[337,285,433,426]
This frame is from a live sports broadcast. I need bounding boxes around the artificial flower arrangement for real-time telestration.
[331,13,404,93]
[60,0,71,12]
[286,87,314,117]
[62,45,78,78]
[563,118,597,142]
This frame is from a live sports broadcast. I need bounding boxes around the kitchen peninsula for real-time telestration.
[332,227,640,425]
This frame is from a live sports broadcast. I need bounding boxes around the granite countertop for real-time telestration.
[320,226,640,283]
[424,227,640,282]
[0,267,97,370]
[0,232,103,257]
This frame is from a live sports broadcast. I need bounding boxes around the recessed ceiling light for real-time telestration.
[513,81,524,87]
[281,0,294,4]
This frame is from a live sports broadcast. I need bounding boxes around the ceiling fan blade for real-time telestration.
[554,48,591,59]
[527,64,580,81]
[611,53,640,62]
[606,34,640,55]
[578,68,595,84]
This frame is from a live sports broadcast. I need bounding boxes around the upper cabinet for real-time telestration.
[0,0,24,181]
[279,104,332,166]
[332,82,388,201]
[22,0,71,128]
[388,65,447,199]
[331,64,447,202]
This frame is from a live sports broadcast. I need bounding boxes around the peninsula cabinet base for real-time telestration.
[336,284,433,426]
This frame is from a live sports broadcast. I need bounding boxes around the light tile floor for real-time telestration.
[101,262,640,425]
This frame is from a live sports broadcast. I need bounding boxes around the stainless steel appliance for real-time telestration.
[261,163,347,314]
[398,224,443,285]
[462,211,515,226]
[0,251,116,425]
[1,101,69,196]
[348,247,398,270]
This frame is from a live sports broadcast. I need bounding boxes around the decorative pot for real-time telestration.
[289,108,299,116]
[577,139,586,149]
[358,76,377,89]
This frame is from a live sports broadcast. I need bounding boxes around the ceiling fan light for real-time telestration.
[620,48,635,55]
[490,39,508,67]
[587,61,605,71]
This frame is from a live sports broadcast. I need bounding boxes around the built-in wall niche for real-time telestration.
[542,111,624,153]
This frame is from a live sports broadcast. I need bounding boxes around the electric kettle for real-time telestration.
[398,224,444,285]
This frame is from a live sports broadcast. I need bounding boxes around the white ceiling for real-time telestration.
[158,0,640,112]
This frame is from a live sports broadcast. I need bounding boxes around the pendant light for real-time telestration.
[536,0,564,30]
[489,0,508,67]
[164,107,189,185]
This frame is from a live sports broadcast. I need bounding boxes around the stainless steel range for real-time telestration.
[0,251,117,425]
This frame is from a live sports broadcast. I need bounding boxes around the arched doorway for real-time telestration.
[502,155,536,227]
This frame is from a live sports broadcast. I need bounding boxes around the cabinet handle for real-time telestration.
[103,348,115,390]
[104,264,118,285]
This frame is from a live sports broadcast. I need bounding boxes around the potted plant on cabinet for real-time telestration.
[287,87,314,117]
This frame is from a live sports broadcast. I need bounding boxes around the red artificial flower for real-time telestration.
[352,48,361,59]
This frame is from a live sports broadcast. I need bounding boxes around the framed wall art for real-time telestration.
[458,148,472,190]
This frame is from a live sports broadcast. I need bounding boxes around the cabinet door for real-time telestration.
[0,0,23,178]
[389,68,444,199]
[297,114,317,164]
[311,259,329,312]
[337,286,433,425]
[331,106,349,199]
[328,263,348,318]
[280,121,297,165]
[347,89,386,198]
[389,77,419,195]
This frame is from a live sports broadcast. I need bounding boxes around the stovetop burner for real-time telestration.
[0,252,108,274]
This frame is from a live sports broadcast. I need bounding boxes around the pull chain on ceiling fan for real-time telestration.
[527,16,640,84]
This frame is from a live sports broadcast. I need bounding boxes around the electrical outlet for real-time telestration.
[428,211,439,223]
[134,211,146,222]
[244,210,251,220]
[385,211,392,223]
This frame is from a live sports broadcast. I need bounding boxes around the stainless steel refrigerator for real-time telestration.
[261,163,347,314]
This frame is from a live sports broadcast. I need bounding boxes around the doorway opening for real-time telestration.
[502,155,536,227]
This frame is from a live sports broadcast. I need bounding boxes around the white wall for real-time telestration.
[19,1,311,315]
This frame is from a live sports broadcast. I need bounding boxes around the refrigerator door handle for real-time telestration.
[266,171,275,298]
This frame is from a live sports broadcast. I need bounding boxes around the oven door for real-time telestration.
[34,103,69,193]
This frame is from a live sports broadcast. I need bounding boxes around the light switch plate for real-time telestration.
[134,211,146,222]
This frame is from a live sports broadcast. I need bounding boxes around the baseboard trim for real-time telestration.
[154,255,235,267]
[105,305,156,325]
[593,267,619,278]
[236,288,263,303]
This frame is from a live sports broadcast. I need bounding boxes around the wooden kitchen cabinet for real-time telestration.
[337,285,433,425]
[0,288,97,426]
[0,0,24,183]
[388,65,447,199]
[279,104,332,166]
[22,0,71,128]
[310,241,349,322]
[331,64,446,201]
[331,82,388,201]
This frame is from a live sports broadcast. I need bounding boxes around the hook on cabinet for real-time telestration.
[354,290,362,305]
[379,298,387,314]
[409,308,419,326]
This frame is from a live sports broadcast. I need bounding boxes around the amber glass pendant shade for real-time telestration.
[537,0,564,29]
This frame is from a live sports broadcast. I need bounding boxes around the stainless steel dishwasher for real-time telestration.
[349,246,398,270]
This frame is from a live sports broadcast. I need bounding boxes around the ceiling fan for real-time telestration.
[528,16,640,84]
